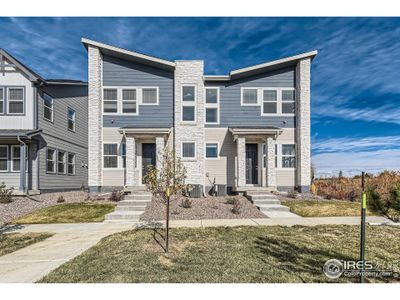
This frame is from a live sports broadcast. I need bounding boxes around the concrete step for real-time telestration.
[258,204,290,212]
[105,211,142,221]
[124,187,147,193]
[115,205,147,212]
[252,199,281,205]
[247,194,277,200]
[118,199,152,206]
[124,194,152,201]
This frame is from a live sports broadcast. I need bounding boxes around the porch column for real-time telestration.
[266,137,276,187]
[19,142,26,192]
[155,136,165,171]
[125,136,136,187]
[237,137,246,187]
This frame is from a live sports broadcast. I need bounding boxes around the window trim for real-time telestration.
[0,87,4,115]
[46,147,56,174]
[10,145,28,173]
[275,143,296,170]
[261,87,296,116]
[7,87,25,115]
[57,150,66,174]
[240,87,259,106]
[121,87,139,115]
[102,87,119,115]
[181,141,197,160]
[181,85,197,123]
[67,152,76,175]
[141,87,159,106]
[43,92,54,122]
[0,145,8,172]
[281,88,296,115]
[205,142,219,159]
[103,143,119,169]
[67,107,76,132]
[204,87,220,125]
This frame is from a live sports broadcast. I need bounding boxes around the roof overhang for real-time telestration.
[229,127,282,140]
[118,127,171,137]
[0,129,42,140]
[204,50,318,82]
[81,38,176,72]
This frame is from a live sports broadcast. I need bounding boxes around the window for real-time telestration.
[103,88,118,113]
[282,89,295,114]
[0,145,8,171]
[263,144,267,168]
[67,153,75,175]
[182,142,195,159]
[122,89,137,114]
[47,148,56,173]
[241,88,258,105]
[8,87,24,114]
[263,90,277,114]
[205,143,218,158]
[11,145,27,172]
[57,151,66,174]
[281,144,296,168]
[142,88,158,105]
[43,92,53,121]
[182,85,196,122]
[68,108,76,131]
[103,144,118,168]
[275,144,278,168]
[121,143,126,168]
[0,88,4,114]
[205,87,219,124]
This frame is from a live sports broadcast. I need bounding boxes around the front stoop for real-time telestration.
[105,189,152,223]
[245,191,300,218]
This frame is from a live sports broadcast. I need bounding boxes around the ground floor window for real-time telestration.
[205,143,218,158]
[47,148,56,173]
[11,145,28,172]
[68,153,75,175]
[57,151,66,174]
[281,144,296,168]
[0,145,8,171]
[103,144,118,168]
[182,142,196,159]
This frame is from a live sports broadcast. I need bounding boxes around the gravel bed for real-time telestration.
[140,195,266,221]
[274,191,325,202]
[0,191,113,227]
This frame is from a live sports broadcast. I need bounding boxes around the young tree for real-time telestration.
[143,147,189,252]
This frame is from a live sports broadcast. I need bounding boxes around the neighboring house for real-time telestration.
[0,49,88,194]
[83,38,317,195]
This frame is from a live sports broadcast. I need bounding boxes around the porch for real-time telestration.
[229,126,282,193]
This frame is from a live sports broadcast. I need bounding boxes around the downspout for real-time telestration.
[17,135,27,194]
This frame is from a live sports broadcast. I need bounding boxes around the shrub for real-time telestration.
[225,196,237,205]
[109,190,123,202]
[181,197,192,208]
[287,190,298,199]
[346,189,358,202]
[389,184,400,212]
[57,195,65,203]
[231,199,242,215]
[0,182,13,204]
[366,187,388,216]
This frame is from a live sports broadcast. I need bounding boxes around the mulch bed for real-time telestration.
[0,191,113,227]
[140,195,266,221]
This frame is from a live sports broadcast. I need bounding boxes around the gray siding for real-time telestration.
[205,67,296,128]
[36,85,88,190]
[102,55,174,127]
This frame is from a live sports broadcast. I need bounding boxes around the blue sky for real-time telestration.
[1,17,399,176]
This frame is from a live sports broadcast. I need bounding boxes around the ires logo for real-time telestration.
[323,259,373,279]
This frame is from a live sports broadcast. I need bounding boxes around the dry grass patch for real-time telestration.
[0,232,53,256]
[282,200,377,217]
[12,203,116,224]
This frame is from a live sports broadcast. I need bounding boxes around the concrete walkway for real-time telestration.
[0,215,392,283]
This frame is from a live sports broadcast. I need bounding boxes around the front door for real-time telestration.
[142,143,156,184]
[246,144,258,185]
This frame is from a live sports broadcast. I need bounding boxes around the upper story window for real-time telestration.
[142,87,158,105]
[103,143,118,168]
[0,88,4,114]
[122,89,137,114]
[205,87,219,124]
[68,108,76,132]
[43,92,54,122]
[8,87,24,114]
[282,89,296,114]
[182,142,196,159]
[263,90,277,114]
[0,145,8,172]
[241,88,258,105]
[182,85,196,122]
[103,88,118,113]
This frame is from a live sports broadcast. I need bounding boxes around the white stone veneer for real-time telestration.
[237,137,246,187]
[266,137,277,187]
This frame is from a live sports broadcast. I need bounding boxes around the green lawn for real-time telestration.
[281,200,376,217]
[0,233,53,257]
[39,225,400,283]
[12,202,116,224]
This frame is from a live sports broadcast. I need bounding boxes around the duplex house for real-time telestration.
[0,49,88,194]
[83,38,316,196]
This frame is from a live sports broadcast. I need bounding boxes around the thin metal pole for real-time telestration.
[166,194,170,253]
[360,171,366,283]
